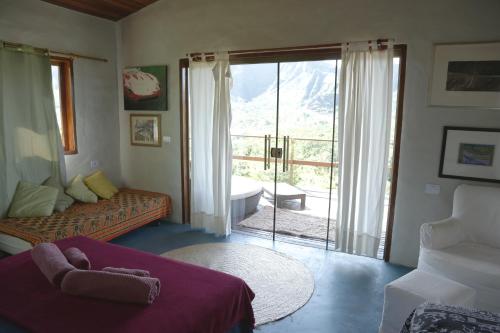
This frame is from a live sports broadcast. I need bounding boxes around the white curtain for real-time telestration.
[0,44,66,217]
[335,41,393,257]
[189,52,232,236]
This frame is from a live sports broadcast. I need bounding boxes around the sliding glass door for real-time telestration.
[180,45,406,260]
[274,60,338,244]
[230,59,339,246]
[230,63,278,233]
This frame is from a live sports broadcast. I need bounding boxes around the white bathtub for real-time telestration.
[231,176,263,223]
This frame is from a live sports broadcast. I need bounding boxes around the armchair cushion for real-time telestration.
[420,218,466,250]
[453,184,500,249]
[418,242,500,312]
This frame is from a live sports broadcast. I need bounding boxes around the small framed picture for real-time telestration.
[429,42,500,109]
[439,126,500,183]
[130,114,161,147]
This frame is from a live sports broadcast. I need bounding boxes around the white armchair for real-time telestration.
[418,184,500,313]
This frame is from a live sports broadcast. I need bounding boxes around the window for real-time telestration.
[50,56,77,154]
[179,44,407,261]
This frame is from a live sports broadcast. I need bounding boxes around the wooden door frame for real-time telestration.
[179,58,190,225]
[179,44,407,262]
[383,44,407,261]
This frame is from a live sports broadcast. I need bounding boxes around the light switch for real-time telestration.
[90,160,99,169]
[163,136,171,144]
[425,183,440,195]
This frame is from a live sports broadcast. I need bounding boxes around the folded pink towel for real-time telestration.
[63,247,91,270]
[31,243,75,287]
[61,270,161,305]
[103,267,150,277]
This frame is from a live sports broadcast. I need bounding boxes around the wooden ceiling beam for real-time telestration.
[41,0,158,21]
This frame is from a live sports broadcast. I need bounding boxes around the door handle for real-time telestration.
[270,147,283,159]
[264,135,272,170]
[283,136,287,172]
[267,135,271,169]
[285,136,290,171]
[264,135,268,170]
[282,136,290,172]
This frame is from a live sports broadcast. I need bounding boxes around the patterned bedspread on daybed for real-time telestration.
[0,189,171,245]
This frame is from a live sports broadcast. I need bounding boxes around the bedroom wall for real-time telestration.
[0,0,122,185]
[118,0,500,266]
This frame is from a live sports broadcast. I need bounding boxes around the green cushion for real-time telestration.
[43,176,74,212]
[65,175,98,203]
[8,181,59,218]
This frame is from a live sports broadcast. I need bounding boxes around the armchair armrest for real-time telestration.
[420,218,465,250]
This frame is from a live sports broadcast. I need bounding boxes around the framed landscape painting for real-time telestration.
[123,65,167,111]
[130,114,161,147]
[439,126,500,183]
[430,42,500,109]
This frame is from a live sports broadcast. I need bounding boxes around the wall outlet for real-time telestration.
[90,160,99,169]
[425,183,440,195]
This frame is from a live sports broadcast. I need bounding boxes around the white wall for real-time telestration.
[118,0,500,266]
[0,0,122,185]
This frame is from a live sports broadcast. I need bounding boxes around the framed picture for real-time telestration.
[429,42,500,109]
[439,126,500,183]
[130,114,162,147]
[123,65,167,111]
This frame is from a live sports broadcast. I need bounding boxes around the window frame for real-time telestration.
[50,56,77,155]
[179,45,407,262]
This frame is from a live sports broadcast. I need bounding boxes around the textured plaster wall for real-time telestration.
[0,0,122,185]
[118,0,500,266]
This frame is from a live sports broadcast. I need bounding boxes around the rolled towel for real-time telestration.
[103,267,150,277]
[63,247,91,270]
[61,270,161,305]
[31,243,75,287]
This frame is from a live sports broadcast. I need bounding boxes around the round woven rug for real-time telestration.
[162,243,314,326]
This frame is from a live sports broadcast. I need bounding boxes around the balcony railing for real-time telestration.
[231,134,395,189]
[231,134,338,168]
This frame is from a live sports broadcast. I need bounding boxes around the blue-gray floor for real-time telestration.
[110,220,412,333]
[0,221,411,332]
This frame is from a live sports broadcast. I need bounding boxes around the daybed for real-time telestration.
[0,188,171,254]
[0,236,255,333]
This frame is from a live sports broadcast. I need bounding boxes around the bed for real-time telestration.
[0,236,255,333]
[0,189,171,254]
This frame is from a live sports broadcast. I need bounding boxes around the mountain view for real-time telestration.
[229,59,400,190]
[231,61,337,139]
[230,60,338,189]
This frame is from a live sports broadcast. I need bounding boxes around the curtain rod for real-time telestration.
[187,39,392,58]
[1,41,108,63]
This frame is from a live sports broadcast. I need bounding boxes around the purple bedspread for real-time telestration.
[0,236,255,333]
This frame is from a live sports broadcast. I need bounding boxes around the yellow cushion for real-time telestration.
[84,171,118,199]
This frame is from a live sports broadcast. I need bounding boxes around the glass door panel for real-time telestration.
[230,63,277,233]
[275,60,338,243]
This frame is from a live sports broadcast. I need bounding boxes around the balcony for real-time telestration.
[230,134,388,258]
